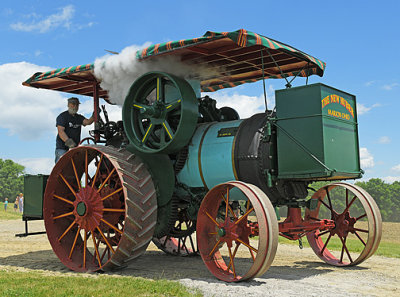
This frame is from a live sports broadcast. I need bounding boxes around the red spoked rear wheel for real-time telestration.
[44,146,157,272]
[197,181,278,282]
[305,182,382,266]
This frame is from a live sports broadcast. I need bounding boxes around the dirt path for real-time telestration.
[0,219,398,296]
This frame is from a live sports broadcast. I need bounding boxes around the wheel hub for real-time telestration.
[73,186,104,231]
[76,201,87,216]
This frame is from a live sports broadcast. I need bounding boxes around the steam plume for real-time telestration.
[94,44,221,105]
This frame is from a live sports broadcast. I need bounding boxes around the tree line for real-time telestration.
[0,158,24,203]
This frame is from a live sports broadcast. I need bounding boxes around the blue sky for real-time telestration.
[0,1,399,182]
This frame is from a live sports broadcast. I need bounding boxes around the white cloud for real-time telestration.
[0,62,67,140]
[383,176,400,183]
[357,103,380,115]
[392,164,400,172]
[364,81,375,87]
[360,147,374,169]
[10,5,74,33]
[378,136,391,144]
[382,83,399,91]
[212,87,275,119]
[16,157,54,174]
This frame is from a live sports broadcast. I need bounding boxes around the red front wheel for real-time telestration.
[197,181,278,282]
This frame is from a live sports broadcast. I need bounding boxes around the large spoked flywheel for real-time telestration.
[305,182,382,266]
[122,71,198,154]
[197,181,278,282]
[44,146,157,272]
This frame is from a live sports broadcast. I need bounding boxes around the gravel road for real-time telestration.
[0,219,398,296]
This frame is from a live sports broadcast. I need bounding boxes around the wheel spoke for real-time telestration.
[234,207,254,225]
[97,168,116,192]
[221,194,237,220]
[339,236,353,263]
[133,103,147,109]
[320,233,332,254]
[96,227,115,254]
[227,246,237,278]
[162,121,174,140]
[345,189,349,207]
[204,210,220,227]
[101,187,123,201]
[69,227,81,259]
[227,243,240,270]
[316,230,331,237]
[249,247,256,261]
[165,99,181,111]
[343,196,357,214]
[156,77,162,101]
[236,238,258,253]
[71,158,81,191]
[325,188,333,213]
[53,194,74,205]
[354,231,367,246]
[59,174,77,199]
[91,154,103,188]
[102,208,125,213]
[356,213,367,221]
[353,227,369,233]
[100,218,123,234]
[92,235,102,267]
[58,221,76,242]
[340,237,345,263]
[208,238,223,257]
[53,211,74,220]
[142,123,154,144]
[83,231,87,269]
[319,198,333,213]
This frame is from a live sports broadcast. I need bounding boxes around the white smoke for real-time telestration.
[93,44,221,105]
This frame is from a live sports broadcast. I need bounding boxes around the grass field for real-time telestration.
[0,202,22,220]
[0,270,201,297]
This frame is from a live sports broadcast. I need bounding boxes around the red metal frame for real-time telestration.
[278,207,335,240]
[92,82,100,142]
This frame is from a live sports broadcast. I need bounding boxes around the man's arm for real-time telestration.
[83,115,94,126]
[57,125,69,142]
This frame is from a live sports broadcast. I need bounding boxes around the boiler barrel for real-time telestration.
[176,113,275,198]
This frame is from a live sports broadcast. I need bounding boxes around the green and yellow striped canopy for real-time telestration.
[23,29,325,97]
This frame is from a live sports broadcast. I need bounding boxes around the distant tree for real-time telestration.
[0,158,25,202]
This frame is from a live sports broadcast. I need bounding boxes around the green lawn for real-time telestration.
[279,235,400,259]
[0,270,201,297]
[0,202,22,220]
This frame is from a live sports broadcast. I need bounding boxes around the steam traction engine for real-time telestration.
[23,29,382,282]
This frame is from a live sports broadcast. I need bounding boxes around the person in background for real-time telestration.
[18,193,24,213]
[14,196,18,212]
[55,97,94,163]
[4,198,8,211]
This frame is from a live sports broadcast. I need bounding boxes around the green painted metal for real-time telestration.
[76,202,86,216]
[123,71,199,154]
[23,174,49,219]
[275,83,362,180]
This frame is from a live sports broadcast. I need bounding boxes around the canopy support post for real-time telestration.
[93,82,100,142]
[306,62,310,85]
[260,49,268,112]
[265,48,291,88]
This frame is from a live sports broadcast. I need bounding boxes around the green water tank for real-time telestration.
[275,83,362,181]
[23,174,49,219]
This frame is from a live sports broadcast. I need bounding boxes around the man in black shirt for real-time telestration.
[55,97,94,162]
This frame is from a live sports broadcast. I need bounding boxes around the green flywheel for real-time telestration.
[122,72,199,154]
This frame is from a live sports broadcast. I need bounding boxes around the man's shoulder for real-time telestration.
[57,110,69,119]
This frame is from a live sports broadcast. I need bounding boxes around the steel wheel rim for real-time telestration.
[197,181,278,282]
[305,182,381,266]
